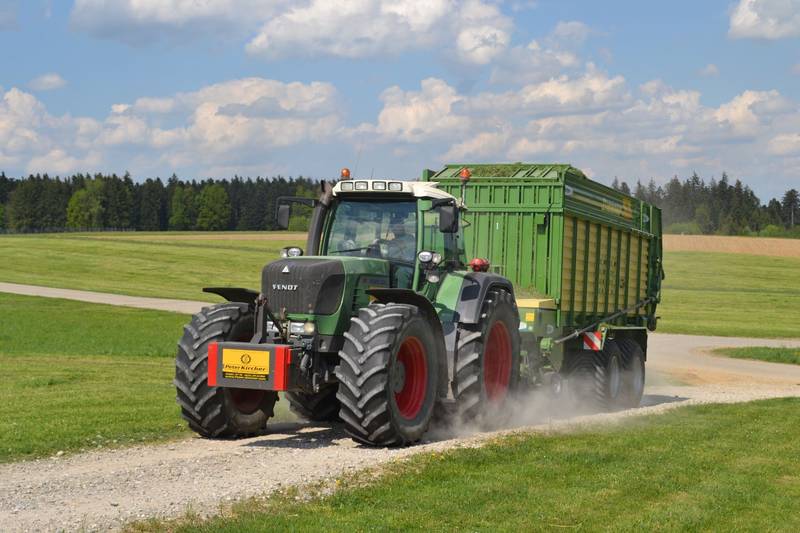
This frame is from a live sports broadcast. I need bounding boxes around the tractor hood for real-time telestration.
[261,256,389,316]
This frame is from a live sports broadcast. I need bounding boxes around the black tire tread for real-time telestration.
[174,302,275,438]
[452,289,520,422]
[335,303,430,446]
[617,337,646,408]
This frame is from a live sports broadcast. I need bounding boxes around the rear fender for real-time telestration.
[366,288,449,398]
[455,273,515,324]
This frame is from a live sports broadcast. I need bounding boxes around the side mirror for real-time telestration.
[438,205,458,233]
[276,204,290,230]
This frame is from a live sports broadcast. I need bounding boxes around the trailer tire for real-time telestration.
[566,340,624,411]
[617,338,646,408]
[174,302,277,438]
[286,385,340,422]
[453,289,520,424]
[335,303,439,446]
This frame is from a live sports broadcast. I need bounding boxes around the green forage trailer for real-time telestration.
[424,163,664,406]
[174,163,664,447]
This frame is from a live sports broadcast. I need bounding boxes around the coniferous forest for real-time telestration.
[0,171,797,237]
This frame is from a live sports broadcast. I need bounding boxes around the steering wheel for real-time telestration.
[367,238,390,258]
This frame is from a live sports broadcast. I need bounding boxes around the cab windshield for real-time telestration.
[325,199,417,265]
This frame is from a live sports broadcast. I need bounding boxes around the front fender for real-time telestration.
[203,287,259,305]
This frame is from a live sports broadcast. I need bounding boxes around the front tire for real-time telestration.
[335,303,439,446]
[174,302,278,438]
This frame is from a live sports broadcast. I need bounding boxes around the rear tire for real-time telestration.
[174,302,278,438]
[335,303,439,446]
[453,289,520,423]
[286,385,340,422]
[617,338,646,408]
[566,340,624,411]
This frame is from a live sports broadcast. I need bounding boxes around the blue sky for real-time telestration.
[0,0,798,199]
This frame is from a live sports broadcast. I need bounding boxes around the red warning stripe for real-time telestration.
[207,342,218,386]
[582,331,602,351]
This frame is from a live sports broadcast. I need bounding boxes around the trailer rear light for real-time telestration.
[469,258,490,272]
[388,182,403,191]
[355,181,369,190]
[373,181,387,190]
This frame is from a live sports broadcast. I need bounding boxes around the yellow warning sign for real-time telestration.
[222,348,270,380]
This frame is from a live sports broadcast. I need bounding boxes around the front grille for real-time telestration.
[262,258,345,315]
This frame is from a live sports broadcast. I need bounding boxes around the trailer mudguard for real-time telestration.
[203,287,259,305]
[366,288,449,398]
[455,273,515,324]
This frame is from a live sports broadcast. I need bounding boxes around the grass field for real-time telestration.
[714,346,800,366]
[657,251,800,338]
[135,398,800,532]
[0,232,305,301]
[1,232,798,338]
[0,293,291,463]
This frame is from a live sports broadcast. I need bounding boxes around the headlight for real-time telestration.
[280,246,304,258]
[303,321,316,335]
[418,251,433,263]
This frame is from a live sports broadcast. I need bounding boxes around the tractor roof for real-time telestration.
[332,179,455,201]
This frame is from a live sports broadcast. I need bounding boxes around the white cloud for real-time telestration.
[70,0,289,42]
[28,73,67,91]
[0,78,343,177]
[729,0,800,39]
[490,21,588,85]
[354,66,800,197]
[698,63,720,77]
[71,0,511,64]
[768,133,800,154]
[792,62,800,74]
[549,21,591,45]
[370,78,469,143]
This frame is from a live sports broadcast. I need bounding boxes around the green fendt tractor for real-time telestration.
[174,164,663,446]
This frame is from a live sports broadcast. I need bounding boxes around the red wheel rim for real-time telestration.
[394,337,428,420]
[229,388,266,414]
[484,321,512,402]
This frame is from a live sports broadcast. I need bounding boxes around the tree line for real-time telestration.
[0,170,797,236]
[613,172,798,237]
[0,172,318,233]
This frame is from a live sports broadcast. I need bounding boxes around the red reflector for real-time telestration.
[273,345,292,391]
[469,258,490,272]
[207,342,218,386]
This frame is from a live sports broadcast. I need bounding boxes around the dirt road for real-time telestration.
[1,331,799,532]
[0,282,209,314]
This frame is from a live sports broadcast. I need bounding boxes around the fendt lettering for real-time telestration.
[174,164,663,446]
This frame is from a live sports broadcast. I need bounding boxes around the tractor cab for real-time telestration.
[277,173,466,292]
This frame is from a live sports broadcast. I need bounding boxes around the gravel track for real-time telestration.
[1,285,800,531]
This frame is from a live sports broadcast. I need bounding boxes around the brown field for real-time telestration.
[663,234,800,258]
